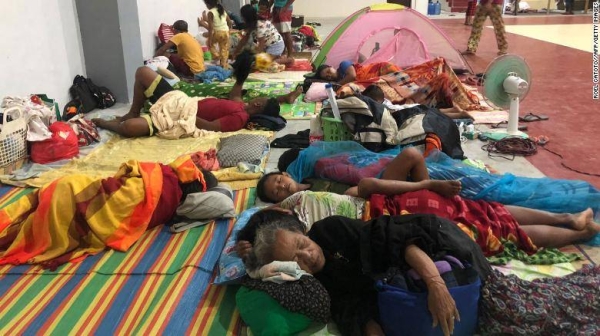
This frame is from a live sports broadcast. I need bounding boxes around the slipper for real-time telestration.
[461,50,476,55]
[519,112,549,122]
[532,135,549,146]
[464,76,478,86]
[492,121,528,131]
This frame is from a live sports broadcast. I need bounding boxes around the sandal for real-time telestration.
[491,121,528,131]
[519,112,549,122]
[532,135,549,146]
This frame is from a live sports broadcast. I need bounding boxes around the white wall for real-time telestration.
[0,0,85,108]
[293,0,377,18]
[137,0,209,60]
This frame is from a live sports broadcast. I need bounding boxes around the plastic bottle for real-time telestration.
[428,0,435,15]
[325,83,341,119]
[309,115,324,143]
[435,0,442,15]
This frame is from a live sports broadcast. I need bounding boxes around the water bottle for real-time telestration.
[325,83,341,119]
[435,0,442,15]
[428,0,435,15]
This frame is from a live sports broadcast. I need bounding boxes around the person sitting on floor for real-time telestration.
[155,20,206,78]
[231,5,294,66]
[238,210,600,336]
[92,53,301,138]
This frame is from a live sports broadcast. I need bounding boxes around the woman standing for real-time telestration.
[463,0,508,56]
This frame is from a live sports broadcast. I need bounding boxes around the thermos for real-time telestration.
[325,83,341,119]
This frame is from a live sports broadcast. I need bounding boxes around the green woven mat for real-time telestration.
[175,81,318,120]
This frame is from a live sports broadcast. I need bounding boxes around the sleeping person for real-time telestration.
[239,210,600,336]
[0,152,221,269]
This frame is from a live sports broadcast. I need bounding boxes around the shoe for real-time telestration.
[462,50,476,55]
[497,50,507,56]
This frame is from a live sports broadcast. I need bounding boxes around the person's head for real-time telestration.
[316,64,337,81]
[240,4,259,30]
[236,209,306,245]
[179,168,219,199]
[256,171,300,203]
[277,148,301,173]
[245,97,280,117]
[251,220,325,274]
[258,0,270,11]
[172,20,189,33]
[204,0,225,16]
[362,85,385,103]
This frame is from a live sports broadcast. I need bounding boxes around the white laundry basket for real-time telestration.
[0,106,28,172]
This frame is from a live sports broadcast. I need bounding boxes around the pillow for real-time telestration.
[217,134,269,168]
[157,23,175,44]
[214,207,263,284]
[176,183,235,219]
[304,82,329,102]
[236,286,312,336]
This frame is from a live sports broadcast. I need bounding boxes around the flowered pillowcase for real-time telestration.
[214,207,263,284]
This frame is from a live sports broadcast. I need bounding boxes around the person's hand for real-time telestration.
[427,279,460,336]
[268,206,293,215]
[235,240,253,258]
[344,186,359,197]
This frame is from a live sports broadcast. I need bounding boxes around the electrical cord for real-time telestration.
[481,136,537,160]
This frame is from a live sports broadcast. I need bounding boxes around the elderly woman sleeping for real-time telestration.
[240,211,600,336]
[0,152,224,269]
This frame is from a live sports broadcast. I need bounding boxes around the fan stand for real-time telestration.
[483,72,529,141]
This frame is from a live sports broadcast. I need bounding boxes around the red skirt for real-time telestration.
[366,190,538,257]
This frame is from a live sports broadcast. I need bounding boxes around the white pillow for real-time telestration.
[304,82,329,102]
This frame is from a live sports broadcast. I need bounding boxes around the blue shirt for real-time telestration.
[274,0,293,8]
[337,60,353,80]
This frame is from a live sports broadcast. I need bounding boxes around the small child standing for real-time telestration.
[257,0,272,20]
[204,0,233,68]
[465,0,476,25]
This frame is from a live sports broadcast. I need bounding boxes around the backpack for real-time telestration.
[69,75,98,113]
[69,75,117,113]
[84,77,116,109]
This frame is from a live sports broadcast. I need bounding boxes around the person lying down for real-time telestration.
[0,152,225,270]
[237,210,600,336]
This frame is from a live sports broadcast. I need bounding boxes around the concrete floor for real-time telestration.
[266,17,546,178]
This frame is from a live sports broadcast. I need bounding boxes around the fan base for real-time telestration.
[482,129,529,141]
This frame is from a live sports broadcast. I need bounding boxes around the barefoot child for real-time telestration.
[204,0,233,68]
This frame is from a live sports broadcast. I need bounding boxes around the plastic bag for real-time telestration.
[30,122,79,164]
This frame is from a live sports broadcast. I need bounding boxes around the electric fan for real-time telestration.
[482,54,532,140]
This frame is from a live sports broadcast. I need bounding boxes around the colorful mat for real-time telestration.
[176,81,318,120]
[0,186,256,335]
[0,129,273,189]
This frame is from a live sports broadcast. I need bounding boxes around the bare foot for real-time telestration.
[581,213,600,240]
[284,85,303,104]
[572,208,595,231]
[91,118,105,127]
[428,180,462,197]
